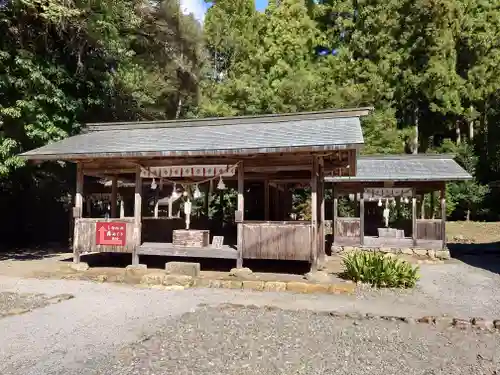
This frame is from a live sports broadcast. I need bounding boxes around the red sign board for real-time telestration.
[95,222,126,246]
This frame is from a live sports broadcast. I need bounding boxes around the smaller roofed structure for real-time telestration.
[326,154,472,252]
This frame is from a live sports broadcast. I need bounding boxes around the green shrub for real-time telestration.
[341,251,419,288]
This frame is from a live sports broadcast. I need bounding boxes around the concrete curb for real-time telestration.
[216,303,500,333]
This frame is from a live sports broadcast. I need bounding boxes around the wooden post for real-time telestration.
[273,185,280,220]
[430,191,435,219]
[420,194,425,219]
[237,162,244,268]
[72,164,84,263]
[111,175,118,218]
[318,157,325,264]
[153,195,159,218]
[208,180,214,219]
[132,166,142,265]
[310,157,318,271]
[360,192,365,246]
[412,189,417,247]
[440,185,446,249]
[204,184,210,217]
[332,187,338,244]
[264,180,270,220]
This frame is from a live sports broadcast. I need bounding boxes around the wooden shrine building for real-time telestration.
[326,154,472,250]
[20,108,371,270]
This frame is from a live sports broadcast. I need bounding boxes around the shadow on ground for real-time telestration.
[0,246,69,261]
[449,242,500,275]
[62,252,311,275]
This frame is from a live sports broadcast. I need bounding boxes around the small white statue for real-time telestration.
[183,198,192,229]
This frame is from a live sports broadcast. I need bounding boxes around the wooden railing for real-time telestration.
[416,219,443,240]
[335,217,361,237]
[241,221,312,261]
[73,218,139,254]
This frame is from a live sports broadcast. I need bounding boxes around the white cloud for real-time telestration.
[180,0,207,22]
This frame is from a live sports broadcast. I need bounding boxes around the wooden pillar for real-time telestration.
[111,175,118,218]
[132,166,142,265]
[440,185,446,249]
[318,158,325,264]
[360,192,365,246]
[332,186,338,245]
[310,157,319,271]
[153,194,159,218]
[420,194,425,219]
[412,189,417,247]
[204,184,210,217]
[236,162,244,268]
[430,191,435,219]
[264,180,270,220]
[73,163,84,264]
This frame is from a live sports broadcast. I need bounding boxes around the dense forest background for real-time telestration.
[1,0,499,247]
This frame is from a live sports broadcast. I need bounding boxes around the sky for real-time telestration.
[180,0,269,22]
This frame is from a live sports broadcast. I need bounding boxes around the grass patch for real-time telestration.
[341,252,419,288]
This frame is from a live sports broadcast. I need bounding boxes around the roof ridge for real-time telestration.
[84,107,373,132]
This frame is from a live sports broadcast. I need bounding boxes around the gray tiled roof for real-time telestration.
[326,154,472,182]
[20,109,369,160]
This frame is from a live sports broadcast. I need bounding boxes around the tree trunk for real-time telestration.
[456,121,461,144]
[466,209,470,221]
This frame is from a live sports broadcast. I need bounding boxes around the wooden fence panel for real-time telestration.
[416,219,443,240]
[241,222,311,261]
[335,217,361,237]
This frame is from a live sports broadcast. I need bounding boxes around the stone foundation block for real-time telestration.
[220,280,243,289]
[286,282,309,293]
[165,262,200,277]
[140,272,166,285]
[163,274,193,287]
[263,281,287,292]
[70,262,89,272]
[242,281,265,291]
[229,267,253,278]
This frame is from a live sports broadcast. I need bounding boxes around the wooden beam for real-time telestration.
[318,157,325,265]
[73,163,84,264]
[360,192,365,246]
[310,156,319,271]
[264,180,270,220]
[420,194,425,219]
[412,189,417,247]
[237,161,245,268]
[440,185,446,249]
[333,186,338,244]
[132,166,142,265]
[111,175,118,218]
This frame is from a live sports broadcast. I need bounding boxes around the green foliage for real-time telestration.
[342,251,420,288]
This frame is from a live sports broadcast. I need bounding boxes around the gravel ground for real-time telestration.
[0,292,51,315]
[0,260,499,374]
[99,305,500,375]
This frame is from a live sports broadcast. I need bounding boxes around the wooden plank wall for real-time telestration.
[335,217,361,237]
[416,219,443,240]
[241,222,311,261]
[73,218,138,254]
